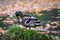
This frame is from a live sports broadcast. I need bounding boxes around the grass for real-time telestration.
[3,24,53,40]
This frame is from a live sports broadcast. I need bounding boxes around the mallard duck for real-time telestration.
[15,11,41,29]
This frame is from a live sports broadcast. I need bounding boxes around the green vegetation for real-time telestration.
[26,9,60,21]
[0,15,12,30]
[3,25,53,40]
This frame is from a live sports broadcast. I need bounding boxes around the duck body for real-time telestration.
[15,11,41,27]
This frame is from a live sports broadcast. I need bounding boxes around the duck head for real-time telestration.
[15,11,23,18]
